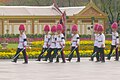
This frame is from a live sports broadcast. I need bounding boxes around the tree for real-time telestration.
[93,0,120,23]
[6,0,89,6]
[93,0,120,33]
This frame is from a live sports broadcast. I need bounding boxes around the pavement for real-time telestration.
[0,58,120,80]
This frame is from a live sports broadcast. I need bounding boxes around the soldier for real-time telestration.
[107,22,119,61]
[12,24,28,64]
[43,25,57,62]
[89,23,99,61]
[50,24,66,63]
[66,24,80,62]
[36,24,51,61]
[96,24,105,62]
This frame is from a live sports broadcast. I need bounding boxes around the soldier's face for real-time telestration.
[45,31,49,34]
[52,32,55,34]
[94,30,98,33]
[19,30,24,34]
[98,31,102,34]
[57,30,61,34]
[112,29,117,32]
[72,31,76,34]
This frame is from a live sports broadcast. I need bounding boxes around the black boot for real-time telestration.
[61,61,66,63]
[66,59,71,62]
[55,61,59,63]
[89,57,93,61]
[11,60,17,63]
[76,60,80,62]
[23,62,28,64]
[35,58,41,61]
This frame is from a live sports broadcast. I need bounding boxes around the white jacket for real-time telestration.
[18,33,27,49]
[71,34,80,47]
[94,34,98,46]
[97,33,105,48]
[43,34,51,48]
[49,34,57,48]
[112,32,119,45]
[56,33,65,48]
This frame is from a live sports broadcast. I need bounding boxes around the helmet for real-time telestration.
[97,24,104,32]
[94,23,99,31]
[111,22,118,29]
[51,25,57,32]
[72,24,78,31]
[57,24,63,31]
[19,24,25,31]
[44,24,50,31]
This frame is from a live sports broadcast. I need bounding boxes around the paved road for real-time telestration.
[0,58,120,80]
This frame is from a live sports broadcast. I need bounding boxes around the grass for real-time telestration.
[0,43,18,49]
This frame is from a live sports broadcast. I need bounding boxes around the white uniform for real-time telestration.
[112,32,119,45]
[56,33,65,48]
[97,33,105,48]
[43,34,51,48]
[94,34,98,46]
[49,35,57,48]
[71,34,80,47]
[18,33,27,49]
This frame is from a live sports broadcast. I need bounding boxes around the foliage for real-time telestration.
[0,49,112,59]
[0,40,115,59]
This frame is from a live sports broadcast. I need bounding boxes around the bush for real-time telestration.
[0,50,112,59]
[0,34,113,39]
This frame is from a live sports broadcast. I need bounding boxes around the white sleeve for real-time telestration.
[116,33,119,44]
[61,34,65,45]
[48,35,51,46]
[23,34,27,47]
[76,34,80,44]
[94,34,96,40]
[102,34,105,46]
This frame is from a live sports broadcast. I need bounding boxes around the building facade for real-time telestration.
[0,1,107,35]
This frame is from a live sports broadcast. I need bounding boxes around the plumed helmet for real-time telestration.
[19,24,25,31]
[111,22,118,29]
[51,25,57,32]
[72,24,78,31]
[94,23,99,31]
[97,24,104,32]
[44,24,50,31]
[57,24,63,31]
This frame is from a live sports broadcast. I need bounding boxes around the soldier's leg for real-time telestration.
[43,48,52,61]
[12,48,22,62]
[75,47,80,62]
[115,47,119,61]
[90,46,96,61]
[100,48,105,62]
[107,45,115,60]
[60,49,66,63]
[67,47,75,61]
[22,49,28,63]
[37,48,47,61]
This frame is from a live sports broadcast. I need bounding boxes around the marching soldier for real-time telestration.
[36,24,51,61]
[44,25,57,62]
[90,23,99,61]
[50,24,66,63]
[96,24,105,62]
[66,24,80,62]
[12,24,28,64]
[107,22,119,61]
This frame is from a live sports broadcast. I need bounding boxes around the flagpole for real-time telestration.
[52,0,67,39]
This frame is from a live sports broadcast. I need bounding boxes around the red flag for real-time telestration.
[52,0,66,37]
[52,0,62,14]
[62,11,66,36]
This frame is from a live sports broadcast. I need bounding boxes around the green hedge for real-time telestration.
[0,34,112,39]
